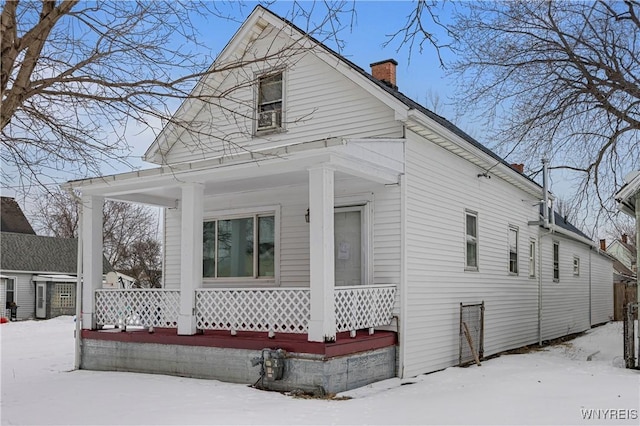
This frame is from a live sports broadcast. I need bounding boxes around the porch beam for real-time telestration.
[178,182,204,335]
[81,195,104,330]
[308,165,336,342]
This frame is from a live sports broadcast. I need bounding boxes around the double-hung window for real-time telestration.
[465,210,478,270]
[529,240,536,278]
[508,226,518,274]
[553,241,560,281]
[256,72,283,132]
[573,256,580,276]
[203,214,275,279]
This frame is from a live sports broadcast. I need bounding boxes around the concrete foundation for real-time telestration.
[81,338,396,394]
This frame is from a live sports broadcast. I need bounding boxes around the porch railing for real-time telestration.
[335,284,396,332]
[195,288,311,333]
[94,284,396,335]
[95,289,180,328]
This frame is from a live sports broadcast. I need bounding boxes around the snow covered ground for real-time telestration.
[1,317,638,425]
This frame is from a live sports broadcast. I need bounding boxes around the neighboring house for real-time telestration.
[0,198,112,320]
[65,6,613,393]
[1,197,35,234]
[606,234,637,274]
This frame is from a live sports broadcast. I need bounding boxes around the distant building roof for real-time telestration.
[1,197,35,234]
[0,232,112,274]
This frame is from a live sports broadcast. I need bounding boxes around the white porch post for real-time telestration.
[308,165,336,342]
[81,195,104,330]
[178,182,204,335]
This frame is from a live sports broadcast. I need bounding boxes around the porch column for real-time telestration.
[81,194,104,330]
[178,182,204,335]
[308,165,336,342]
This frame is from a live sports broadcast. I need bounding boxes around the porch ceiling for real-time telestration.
[64,138,403,206]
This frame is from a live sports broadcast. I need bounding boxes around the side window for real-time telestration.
[508,226,518,274]
[256,72,283,132]
[4,278,15,309]
[465,210,478,271]
[529,240,536,278]
[573,256,580,276]
[553,241,560,281]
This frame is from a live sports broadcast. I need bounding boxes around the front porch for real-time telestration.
[67,138,404,392]
[83,285,397,393]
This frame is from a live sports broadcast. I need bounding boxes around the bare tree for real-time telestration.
[1,1,354,188]
[447,0,640,231]
[32,188,161,279]
[119,238,163,288]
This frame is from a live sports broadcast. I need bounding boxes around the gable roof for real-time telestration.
[141,6,540,195]
[0,232,112,274]
[1,197,35,234]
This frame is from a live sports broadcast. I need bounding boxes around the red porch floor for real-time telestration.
[82,328,397,358]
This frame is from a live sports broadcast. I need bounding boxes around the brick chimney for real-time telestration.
[511,163,524,174]
[370,59,398,90]
[621,234,628,244]
[600,239,606,251]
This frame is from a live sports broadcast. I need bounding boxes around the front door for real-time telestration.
[36,283,46,319]
[334,207,363,286]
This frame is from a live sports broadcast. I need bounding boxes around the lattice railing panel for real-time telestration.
[335,284,396,332]
[95,289,180,328]
[195,288,311,333]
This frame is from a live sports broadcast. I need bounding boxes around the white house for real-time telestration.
[65,6,613,393]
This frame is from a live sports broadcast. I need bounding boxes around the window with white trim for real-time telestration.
[465,210,478,270]
[529,239,536,278]
[3,277,15,309]
[203,214,275,279]
[553,241,560,281]
[509,226,518,274]
[573,256,580,276]
[256,72,283,132]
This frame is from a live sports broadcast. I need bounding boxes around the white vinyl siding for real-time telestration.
[155,27,402,165]
[402,131,540,377]
[540,235,592,341]
[162,176,401,292]
[590,252,614,325]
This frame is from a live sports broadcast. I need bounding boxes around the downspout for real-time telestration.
[67,189,83,370]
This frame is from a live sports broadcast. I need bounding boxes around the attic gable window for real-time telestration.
[256,72,283,132]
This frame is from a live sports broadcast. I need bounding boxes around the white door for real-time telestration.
[36,283,46,319]
[334,207,363,286]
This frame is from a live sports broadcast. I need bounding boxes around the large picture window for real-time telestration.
[203,214,275,279]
